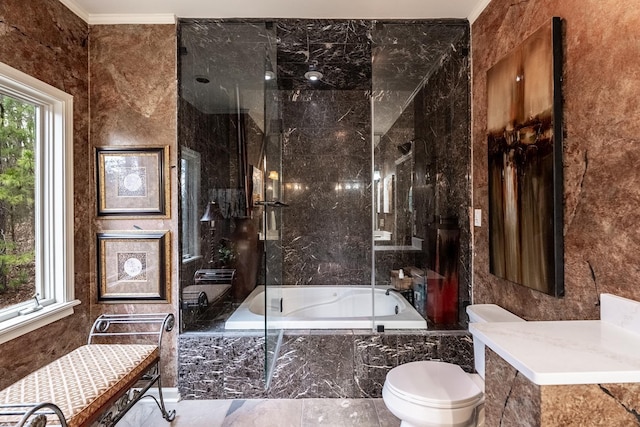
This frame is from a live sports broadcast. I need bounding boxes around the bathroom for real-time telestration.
[177,18,473,399]
[2,0,640,425]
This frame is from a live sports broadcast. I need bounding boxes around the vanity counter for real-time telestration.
[470,318,640,385]
[473,294,640,425]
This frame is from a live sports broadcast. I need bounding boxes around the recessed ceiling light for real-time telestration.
[265,70,276,81]
[304,64,323,82]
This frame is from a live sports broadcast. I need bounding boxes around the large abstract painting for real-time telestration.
[487,18,564,297]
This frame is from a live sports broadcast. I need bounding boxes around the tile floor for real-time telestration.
[118,398,401,427]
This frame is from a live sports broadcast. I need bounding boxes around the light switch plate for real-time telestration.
[474,209,482,227]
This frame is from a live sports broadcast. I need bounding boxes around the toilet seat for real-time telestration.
[384,361,483,409]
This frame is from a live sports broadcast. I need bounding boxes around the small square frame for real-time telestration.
[97,231,171,302]
[96,146,170,216]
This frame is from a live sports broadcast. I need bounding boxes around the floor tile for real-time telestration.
[221,399,303,427]
[373,398,401,427]
[301,398,380,427]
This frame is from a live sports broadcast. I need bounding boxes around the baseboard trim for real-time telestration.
[140,387,180,404]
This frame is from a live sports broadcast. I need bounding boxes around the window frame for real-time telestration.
[180,146,201,264]
[0,62,79,345]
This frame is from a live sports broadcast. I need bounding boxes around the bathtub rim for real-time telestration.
[224,285,428,331]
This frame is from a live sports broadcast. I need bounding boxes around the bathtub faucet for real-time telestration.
[385,288,403,296]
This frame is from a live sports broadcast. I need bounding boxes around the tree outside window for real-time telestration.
[0,94,36,309]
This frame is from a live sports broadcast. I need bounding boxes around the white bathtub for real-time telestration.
[224,285,427,330]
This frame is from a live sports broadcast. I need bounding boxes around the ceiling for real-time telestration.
[60,0,491,24]
[59,0,489,135]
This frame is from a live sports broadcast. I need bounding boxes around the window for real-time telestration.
[0,62,78,344]
[180,146,201,263]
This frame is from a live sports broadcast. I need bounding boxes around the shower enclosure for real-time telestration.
[177,19,470,385]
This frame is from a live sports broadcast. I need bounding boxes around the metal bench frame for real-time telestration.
[0,313,176,427]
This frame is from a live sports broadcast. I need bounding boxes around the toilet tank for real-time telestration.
[466,304,525,379]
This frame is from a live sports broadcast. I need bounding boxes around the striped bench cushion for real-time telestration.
[0,344,158,427]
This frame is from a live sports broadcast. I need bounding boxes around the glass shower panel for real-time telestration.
[371,21,470,328]
[178,21,283,374]
[262,24,284,387]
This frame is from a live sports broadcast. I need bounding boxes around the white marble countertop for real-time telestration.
[469,294,640,385]
[470,320,640,385]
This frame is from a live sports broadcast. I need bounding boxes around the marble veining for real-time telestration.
[472,0,640,321]
[0,0,90,390]
[178,19,471,320]
[178,331,471,399]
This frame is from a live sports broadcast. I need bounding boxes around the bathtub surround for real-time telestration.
[224,286,427,330]
[178,330,472,399]
[178,18,472,330]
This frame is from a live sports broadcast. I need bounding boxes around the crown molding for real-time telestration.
[58,0,89,23]
[57,1,175,25]
[88,13,176,25]
[467,0,492,24]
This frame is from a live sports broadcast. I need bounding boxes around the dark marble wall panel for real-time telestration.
[276,20,372,91]
[353,334,398,398]
[89,24,179,386]
[437,333,474,372]
[0,0,90,389]
[472,0,640,319]
[374,23,470,325]
[415,35,471,325]
[179,331,471,399]
[178,335,225,399]
[223,335,266,398]
[270,334,356,398]
[281,90,372,286]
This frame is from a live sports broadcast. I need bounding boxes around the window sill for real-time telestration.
[0,299,81,345]
[182,255,202,265]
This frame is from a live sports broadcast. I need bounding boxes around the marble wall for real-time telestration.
[281,89,372,286]
[178,19,471,321]
[472,0,640,318]
[89,24,179,385]
[178,330,473,399]
[274,20,373,286]
[0,0,90,389]
[484,349,640,426]
[374,27,471,324]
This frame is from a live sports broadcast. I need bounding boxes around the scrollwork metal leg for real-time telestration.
[149,375,176,422]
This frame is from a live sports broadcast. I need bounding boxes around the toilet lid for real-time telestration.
[385,361,483,409]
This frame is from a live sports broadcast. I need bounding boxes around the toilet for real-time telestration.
[382,304,525,427]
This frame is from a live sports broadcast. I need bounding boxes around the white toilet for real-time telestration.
[382,304,525,427]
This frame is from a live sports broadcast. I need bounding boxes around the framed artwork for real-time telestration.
[97,231,170,302]
[96,147,169,216]
[487,17,564,297]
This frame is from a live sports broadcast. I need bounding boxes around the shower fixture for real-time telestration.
[397,141,412,155]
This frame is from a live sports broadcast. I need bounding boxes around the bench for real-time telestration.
[182,268,235,311]
[0,313,176,427]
